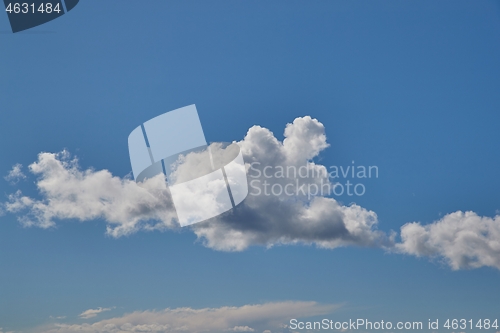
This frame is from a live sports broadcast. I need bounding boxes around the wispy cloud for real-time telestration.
[0,328,14,333]
[4,163,26,184]
[79,307,113,319]
[229,326,255,332]
[40,301,338,333]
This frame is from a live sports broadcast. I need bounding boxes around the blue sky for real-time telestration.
[1,1,500,332]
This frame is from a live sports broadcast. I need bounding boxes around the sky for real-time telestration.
[1,1,500,332]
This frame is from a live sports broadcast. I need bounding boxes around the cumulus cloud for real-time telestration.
[79,308,114,319]
[3,151,177,237]
[192,116,390,251]
[2,116,499,270]
[39,301,337,333]
[3,116,390,252]
[395,211,500,270]
[4,163,26,184]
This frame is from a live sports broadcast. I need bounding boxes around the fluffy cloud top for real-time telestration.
[193,116,391,251]
[39,301,337,333]
[396,211,500,270]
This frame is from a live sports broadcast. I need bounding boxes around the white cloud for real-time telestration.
[4,163,26,184]
[192,116,391,251]
[79,307,113,319]
[3,116,390,252]
[4,151,177,237]
[228,326,255,332]
[5,116,499,271]
[396,211,500,270]
[40,301,337,333]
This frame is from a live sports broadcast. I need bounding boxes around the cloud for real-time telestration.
[228,326,255,332]
[395,211,500,270]
[192,116,391,251]
[6,116,498,270]
[4,163,26,184]
[3,116,390,252]
[39,301,338,333]
[79,307,114,319]
[3,150,177,237]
